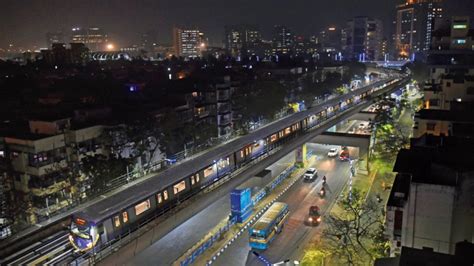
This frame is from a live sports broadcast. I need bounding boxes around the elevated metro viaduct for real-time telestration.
[0,77,409,263]
[310,132,371,174]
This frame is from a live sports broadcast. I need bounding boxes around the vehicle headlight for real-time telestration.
[308,217,313,222]
[317,217,322,222]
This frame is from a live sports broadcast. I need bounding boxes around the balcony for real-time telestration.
[30,179,70,197]
[27,159,68,176]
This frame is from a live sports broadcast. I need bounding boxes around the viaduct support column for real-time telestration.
[295,144,307,168]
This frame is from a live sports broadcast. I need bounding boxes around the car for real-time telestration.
[327,148,339,157]
[305,205,322,226]
[339,147,350,161]
[303,168,318,181]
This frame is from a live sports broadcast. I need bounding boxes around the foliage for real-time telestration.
[323,189,385,265]
[404,61,429,84]
[295,72,343,104]
[80,155,128,195]
[335,86,349,95]
[234,80,288,132]
[301,249,328,266]
[344,62,367,82]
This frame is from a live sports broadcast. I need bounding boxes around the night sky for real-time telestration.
[1,0,473,49]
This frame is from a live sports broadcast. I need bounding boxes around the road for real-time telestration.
[213,144,353,266]
[117,144,339,266]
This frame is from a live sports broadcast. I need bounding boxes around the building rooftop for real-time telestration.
[393,134,474,186]
[375,241,474,266]
[415,108,474,123]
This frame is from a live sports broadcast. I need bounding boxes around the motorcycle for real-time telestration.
[322,175,327,184]
[319,187,326,197]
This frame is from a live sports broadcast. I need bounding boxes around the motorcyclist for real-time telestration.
[319,186,326,197]
[322,175,327,183]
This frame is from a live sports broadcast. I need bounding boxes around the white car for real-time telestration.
[327,148,339,157]
[304,168,318,181]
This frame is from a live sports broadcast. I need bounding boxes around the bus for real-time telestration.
[249,202,289,250]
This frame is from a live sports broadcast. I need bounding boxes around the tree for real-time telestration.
[323,189,385,265]
[344,62,367,82]
[80,155,129,195]
[234,80,288,132]
[404,61,429,84]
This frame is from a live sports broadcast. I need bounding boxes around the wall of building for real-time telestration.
[402,182,456,253]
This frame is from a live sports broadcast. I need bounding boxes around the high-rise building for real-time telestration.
[70,27,108,52]
[173,27,205,58]
[46,31,64,49]
[318,26,342,52]
[141,30,158,53]
[224,24,261,57]
[272,25,294,55]
[344,16,383,61]
[394,0,443,60]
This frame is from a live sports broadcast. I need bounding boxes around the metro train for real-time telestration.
[69,77,406,252]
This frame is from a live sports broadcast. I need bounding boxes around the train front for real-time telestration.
[69,214,99,252]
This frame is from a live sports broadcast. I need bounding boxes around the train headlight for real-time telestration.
[308,217,313,222]
[317,217,322,222]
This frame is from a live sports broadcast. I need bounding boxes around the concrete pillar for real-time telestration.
[295,144,307,168]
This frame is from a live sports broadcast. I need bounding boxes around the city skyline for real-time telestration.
[0,0,450,49]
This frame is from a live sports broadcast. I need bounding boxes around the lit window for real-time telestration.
[191,176,195,185]
[123,212,128,223]
[163,190,169,200]
[204,166,214,177]
[135,200,151,216]
[157,193,163,204]
[114,216,120,227]
[240,150,244,157]
[195,174,200,182]
[173,181,186,194]
[270,134,277,142]
[285,127,291,135]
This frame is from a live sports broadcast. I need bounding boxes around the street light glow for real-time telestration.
[106,43,115,51]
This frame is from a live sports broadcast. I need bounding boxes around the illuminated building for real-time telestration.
[70,27,108,52]
[272,25,294,55]
[394,0,443,60]
[224,24,261,57]
[173,27,206,58]
[318,26,342,52]
[45,31,64,49]
[344,16,383,61]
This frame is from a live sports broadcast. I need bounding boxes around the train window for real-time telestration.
[191,176,195,185]
[196,174,200,182]
[157,193,163,204]
[173,181,186,195]
[123,211,128,223]
[163,190,169,200]
[270,134,277,142]
[204,166,214,177]
[114,216,120,227]
[285,127,291,135]
[240,150,244,157]
[135,200,151,216]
